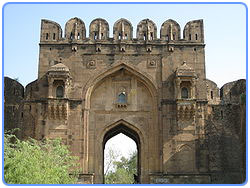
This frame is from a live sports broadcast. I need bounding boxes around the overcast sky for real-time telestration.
[3,2,247,158]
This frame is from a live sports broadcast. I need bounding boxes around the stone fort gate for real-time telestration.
[10,17,216,184]
[84,62,159,183]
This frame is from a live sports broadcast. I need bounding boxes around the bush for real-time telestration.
[4,133,80,184]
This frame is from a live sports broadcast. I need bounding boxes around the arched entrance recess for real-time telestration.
[103,120,142,184]
[83,63,160,184]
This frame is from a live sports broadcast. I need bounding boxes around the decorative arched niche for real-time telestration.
[84,63,158,112]
[47,63,71,99]
[90,68,154,110]
[175,61,196,100]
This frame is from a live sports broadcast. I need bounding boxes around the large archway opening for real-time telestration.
[103,124,141,184]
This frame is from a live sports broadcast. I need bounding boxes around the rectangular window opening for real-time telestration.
[150,32,153,40]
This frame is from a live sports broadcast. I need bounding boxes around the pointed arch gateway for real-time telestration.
[102,119,143,184]
[82,63,160,184]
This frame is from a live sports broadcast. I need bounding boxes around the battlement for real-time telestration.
[40,17,204,43]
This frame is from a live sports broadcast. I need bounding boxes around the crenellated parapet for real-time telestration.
[65,17,86,40]
[183,19,204,43]
[40,19,63,42]
[113,18,133,40]
[136,19,157,41]
[160,19,181,41]
[40,17,204,43]
[89,18,109,40]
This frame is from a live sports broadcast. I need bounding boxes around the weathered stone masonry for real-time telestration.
[4,17,246,184]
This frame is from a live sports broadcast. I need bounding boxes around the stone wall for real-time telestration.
[205,79,246,184]
[4,77,24,138]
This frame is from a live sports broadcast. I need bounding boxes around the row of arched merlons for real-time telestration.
[41,17,204,43]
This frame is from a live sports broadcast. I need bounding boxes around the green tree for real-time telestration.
[105,151,137,184]
[4,132,80,184]
[104,146,121,176]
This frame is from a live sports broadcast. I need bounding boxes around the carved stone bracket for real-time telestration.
[116,103,128,108]
[177,103,196,121]
[48,100,68,120]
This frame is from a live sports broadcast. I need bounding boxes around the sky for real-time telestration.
[3,2,247,158]
[3,3,246,88]
[104,133,137,171]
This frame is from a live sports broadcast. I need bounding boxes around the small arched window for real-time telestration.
[181,87,189,99]
[150,32,153,40]
[56,86,64,98]
[70,32,74,40]
[118,92,126,103]
[211,91,214,99]
[53,33,56,40]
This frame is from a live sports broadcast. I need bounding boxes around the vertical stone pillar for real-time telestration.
[64,78,69,98]
[121,21,125,39]
[48,77,53,98]
[131,77,137,111]
[191,78,196,99]
[175,78,181,99]
[74,22,78,39]
[170,24,173,40]
[99,22,102,39]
